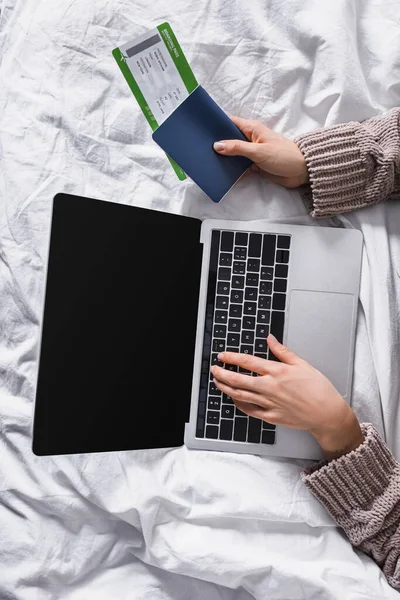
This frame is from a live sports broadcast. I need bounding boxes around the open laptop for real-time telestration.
[32,193,362,460]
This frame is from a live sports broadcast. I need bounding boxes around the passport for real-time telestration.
[152,85,252,203]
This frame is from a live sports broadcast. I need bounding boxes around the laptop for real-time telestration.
[32,193,362,460]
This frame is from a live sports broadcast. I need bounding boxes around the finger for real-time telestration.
[267,334,301,366]
[215,351,278,375]
[211,366,260,392]
[234,399,272,421]
[228,115,267,139]
[213,139,264,162]
[213,378,265,406]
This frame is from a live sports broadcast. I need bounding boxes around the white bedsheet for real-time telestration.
[1,0,399,598]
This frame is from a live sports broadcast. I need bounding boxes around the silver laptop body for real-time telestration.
[185,219,363,460]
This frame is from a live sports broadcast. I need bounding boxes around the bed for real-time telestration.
[1,0,400,598]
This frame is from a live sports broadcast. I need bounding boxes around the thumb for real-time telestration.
[213,139,263,161]
[267,334,301,365]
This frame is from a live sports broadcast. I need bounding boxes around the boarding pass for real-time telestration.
[113,23,198,179]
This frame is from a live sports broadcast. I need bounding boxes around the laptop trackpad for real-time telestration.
[286,290,355,397]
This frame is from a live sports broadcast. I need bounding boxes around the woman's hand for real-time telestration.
[213,116,308,188]
[211,335,364,459]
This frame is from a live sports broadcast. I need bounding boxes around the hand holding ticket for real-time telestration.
[113,23,252,202]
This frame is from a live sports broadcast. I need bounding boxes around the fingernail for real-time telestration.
[213,141,225,151]
[268,334,277,342]
[217,352,225,360]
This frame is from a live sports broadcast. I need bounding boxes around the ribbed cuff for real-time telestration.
[301,424,397,518]
[295,122,368,218]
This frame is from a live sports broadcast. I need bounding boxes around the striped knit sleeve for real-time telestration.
[295,108,400,218]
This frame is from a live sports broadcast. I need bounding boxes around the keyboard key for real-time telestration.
[262,421,276,430]
[230,290,244,303]
[255,338,267,353]
[197,394,206,420]
[213,339,225,352]
[196,417,205,438]
[217,281,230,295]
[215,310,228,324]
[261,429,276,444]
[228,318,241,332]
[207,411,220,424]
[234,247,247,260]
[260,281,272,295]
[206,302,214,319]
[213,324,227,338]
[241,330,254,344]
[216,295,228,309]
[272,293,286,310]
[222,393,234,404]
[238,367,251,374]
[248,417,262,443]
[276,249,289,264]
[256,324,269,337]
[245,288,258,301]
[277,235,291,249]
[270,311,284,345]
[262,234,276,266]
[204,332,211,349]
[235,232,248,246]
[227,332,240,346]
[205,316,213,333]
[233,261,246,274]
[240,344,253,355]
[255,352,267,360]
[274,279,287,293]
[244,301,257,315]
[211,353,223,367]
[258,296,271,310]
[219,419,233,440]
[257,310,270,323]
[242,316,256,329]
[206,425,219,439]
[232,275,245,289]
[208,397,221,410]
[226,347,239,353]
[221,231,234,252]
[218,267,231,281]
[246,273,259,287]
[219,253,232,266]
[229,304,242,318]
[249,233,262,257]
[247,258,260,272]
[233,417,248,441]
[275,264,288,278]
[236,407,247,416]
[202,358,210,373]
[225,364,238,373]
[260,266,274,280]
[221,405,235,419]
[209,381,221,395]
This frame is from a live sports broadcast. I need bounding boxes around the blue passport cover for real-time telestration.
[152,86,252,203]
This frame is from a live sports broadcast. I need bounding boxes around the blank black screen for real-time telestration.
[33,193,202,455]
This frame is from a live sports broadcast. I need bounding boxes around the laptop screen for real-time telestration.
[33,193,202,455]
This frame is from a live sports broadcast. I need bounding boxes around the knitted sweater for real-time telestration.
[296,109,400,589]
[295,107,400,217]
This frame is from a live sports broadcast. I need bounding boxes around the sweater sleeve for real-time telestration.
[302,423,400,589]
[294,108,400,218]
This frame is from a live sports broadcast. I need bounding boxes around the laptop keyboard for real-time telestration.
[196,230,291,444]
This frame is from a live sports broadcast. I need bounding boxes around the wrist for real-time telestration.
[311,407,364,460]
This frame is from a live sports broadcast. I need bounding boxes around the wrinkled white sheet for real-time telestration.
[1,0,400,598]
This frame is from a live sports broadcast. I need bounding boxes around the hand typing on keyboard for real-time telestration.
[211,334,364,460]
